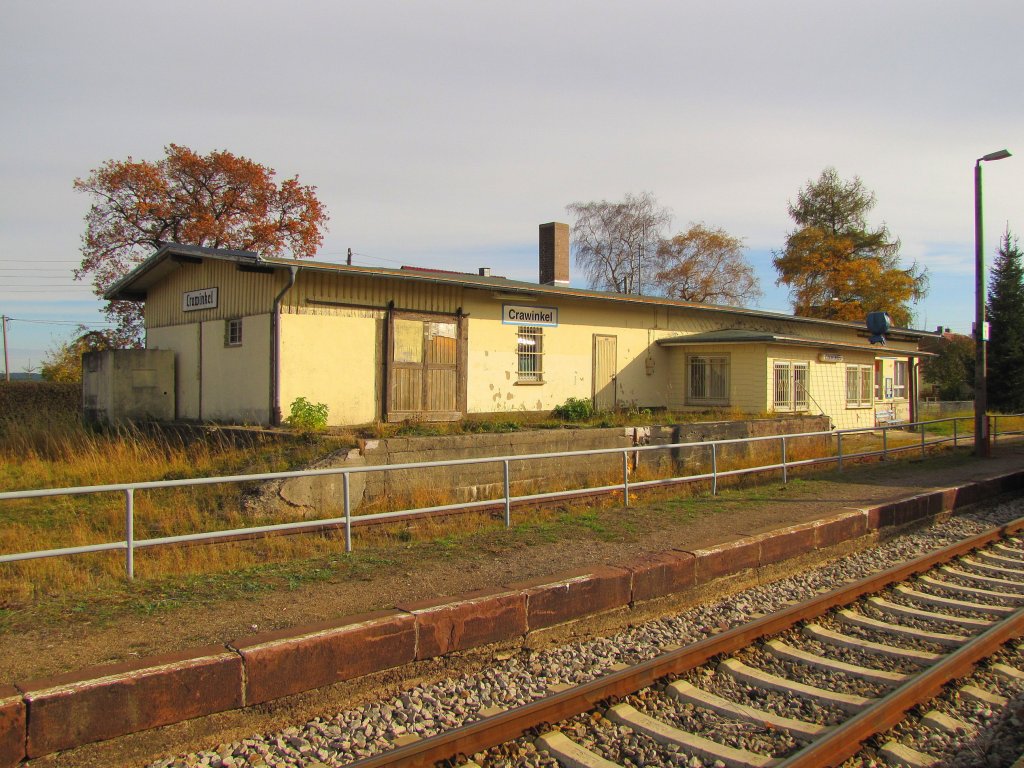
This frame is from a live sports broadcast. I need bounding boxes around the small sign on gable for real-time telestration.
[502,304,558,327]
[818,351,844,363]
[183,287,218,312]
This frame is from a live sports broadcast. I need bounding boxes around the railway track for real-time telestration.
[336,519,1024,768]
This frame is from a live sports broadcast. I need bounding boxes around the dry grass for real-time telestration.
[0,412,975,603]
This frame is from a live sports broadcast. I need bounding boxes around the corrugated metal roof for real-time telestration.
[104,245,934,339]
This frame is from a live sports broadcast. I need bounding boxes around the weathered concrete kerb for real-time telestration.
[1,467,1022,765]
[273,416,830,516]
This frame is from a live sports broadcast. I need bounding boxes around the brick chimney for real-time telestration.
[539,222,570,287]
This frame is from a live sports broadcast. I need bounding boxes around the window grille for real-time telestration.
[688,355,729,404]
[774,361,808,410]
[517,326,543,381]
[846,364,872,407]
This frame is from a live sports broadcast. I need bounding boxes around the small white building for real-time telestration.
[101,224,934,428]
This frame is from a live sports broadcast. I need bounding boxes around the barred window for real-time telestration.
[517,326,543,381]
[846,364,872,407]
[226,318,242,347]
[773,361,809,411]
[687,355,729,404]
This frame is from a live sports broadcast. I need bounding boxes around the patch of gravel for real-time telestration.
[148,499,1024,768]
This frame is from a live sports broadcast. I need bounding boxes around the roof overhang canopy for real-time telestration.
[656,329,935,357]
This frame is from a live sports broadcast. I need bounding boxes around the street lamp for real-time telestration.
[974,148,1012,457]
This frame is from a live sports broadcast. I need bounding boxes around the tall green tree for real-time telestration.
[987,231,1024,412]
[772,168,928,327]
[921,333,974,400]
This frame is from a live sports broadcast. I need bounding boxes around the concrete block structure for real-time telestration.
[102,224,934,429]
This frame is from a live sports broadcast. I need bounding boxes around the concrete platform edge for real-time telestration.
[3,467,1022,763]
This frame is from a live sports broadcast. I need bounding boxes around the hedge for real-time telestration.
[0,381,80,421]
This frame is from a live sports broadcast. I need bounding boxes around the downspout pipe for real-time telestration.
[270,265,299,426]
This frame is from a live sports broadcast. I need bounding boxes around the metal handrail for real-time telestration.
[0,414,1012,579]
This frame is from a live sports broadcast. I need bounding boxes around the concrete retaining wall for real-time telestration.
[3,466,1023,764]
[275,416,831,516]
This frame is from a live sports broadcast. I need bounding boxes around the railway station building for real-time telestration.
[100,223,934,430]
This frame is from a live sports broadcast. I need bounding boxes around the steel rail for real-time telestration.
[340,514,1024,768]
[776,606,1024,768]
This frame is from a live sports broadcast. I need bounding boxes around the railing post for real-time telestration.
[953,418,958,447]
[503,460,511,527]
[837,432,843,472]
[882,426,888,461]
[343,472,352,553]
[125,488,134,580]
[921,426,926,459]
[993,415,998,445]
[622,450,630,507]
[711,443,718,495]
[781,436,787,484]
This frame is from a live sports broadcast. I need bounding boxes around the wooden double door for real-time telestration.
[386,311,467,421]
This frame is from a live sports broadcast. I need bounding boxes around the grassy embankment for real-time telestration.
[0,408,1002,630]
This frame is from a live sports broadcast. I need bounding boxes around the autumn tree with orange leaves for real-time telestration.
[772,168,927,328]
[74,144,329,344]
[653,223,761,306]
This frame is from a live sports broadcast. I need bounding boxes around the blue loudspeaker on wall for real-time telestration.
[866,312,892,345]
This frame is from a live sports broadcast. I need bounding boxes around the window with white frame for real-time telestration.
[874,361,883,400]
[226,318,242,347]
[773,361,809,411]
[517,326,543,381]
[893,360,908,399]
[687,355,729,404]
[845,364,872,407]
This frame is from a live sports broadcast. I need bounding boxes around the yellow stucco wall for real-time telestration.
[200,315,271,423]
[147,314,271,423]
[462,294,675,413]
[137,255,923,429]
[665,346,767,412]
[147,324,200,420]
[279,311,382,426]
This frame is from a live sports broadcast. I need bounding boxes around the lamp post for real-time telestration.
[974,148,1012,457]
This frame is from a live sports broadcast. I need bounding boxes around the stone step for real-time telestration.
[836,609,968,648]
[867,596,992,629]
[802,623,941,664]
[606,703,778,768]
[718,657,872,714]
[893,584,1015,615]
[535,731,623,768]
[667,679,828,739]
[764,639,907,685]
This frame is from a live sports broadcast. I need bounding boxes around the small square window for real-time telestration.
[226,318,243,347]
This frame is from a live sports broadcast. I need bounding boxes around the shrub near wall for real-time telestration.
[0,381,81,422]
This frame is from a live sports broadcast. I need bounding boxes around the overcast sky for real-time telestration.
[1,0,1021,374]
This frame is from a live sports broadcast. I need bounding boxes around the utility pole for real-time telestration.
[2,315,9,383]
